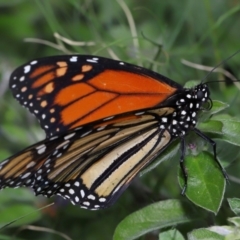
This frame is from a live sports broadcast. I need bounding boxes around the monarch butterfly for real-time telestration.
[0,55,227,210]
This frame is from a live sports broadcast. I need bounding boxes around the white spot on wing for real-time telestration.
[162,117,167,123]
[99,197,106,202]
[135,112,145,116]
[103,116,114,121]
[181,110,186,115]
[69,189,75,194]
[80,189,85,198]
[56,153,62,158]
[24,65,31,74]
[64,132,76,140]
[21,172,31,179]
[37,145,46,154]
[49,136,58,141]
[26,161,36,168]
[83,201,90,206]
[70,56,78,62]
[81,130,92,138]
[20,76,25,82]
[97,126,106,131]
[87,194,96,200]
[86,59,97,63]
[36,144,46,150]
[74,181,80,187]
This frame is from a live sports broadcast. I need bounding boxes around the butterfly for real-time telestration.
[0,55,227,210]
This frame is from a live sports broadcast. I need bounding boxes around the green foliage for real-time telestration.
[178,152,226,214]
[114,199,198,240]
[0,0,240,239]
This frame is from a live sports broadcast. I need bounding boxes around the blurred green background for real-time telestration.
[0,0,240,239]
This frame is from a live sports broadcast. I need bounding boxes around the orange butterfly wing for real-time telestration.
[10,55,182,137]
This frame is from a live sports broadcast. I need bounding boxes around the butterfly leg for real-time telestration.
[193,128,229,181]
[180,137,188,195]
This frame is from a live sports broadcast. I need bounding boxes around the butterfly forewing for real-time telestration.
[9,55,181,137]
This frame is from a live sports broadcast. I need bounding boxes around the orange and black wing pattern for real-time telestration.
[9,55,182,137]
[0,55,219,210]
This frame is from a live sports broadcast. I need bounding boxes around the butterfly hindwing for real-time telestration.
[0,109,173,209]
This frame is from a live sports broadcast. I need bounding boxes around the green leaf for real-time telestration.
[113,199,198,240]
[208,226,234,238]
[188,228,224,240]
[178,152,225,214]
[0,188,37,203]
[209,224,240,240]
[214,140,240,168]
[0,204,41,228]
[198,120,223,134]
[228,217,240,227]
[209,100,229,115]
[211,114,240,146]
[159,229,185,240]
[228,198,240,215]
[199,100,229,122]
[184,80,200,88]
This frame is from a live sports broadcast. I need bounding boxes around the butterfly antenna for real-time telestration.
[202,49,240,83]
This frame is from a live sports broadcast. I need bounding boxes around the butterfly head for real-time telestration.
[191,83,212,110]
[193,83,210,101]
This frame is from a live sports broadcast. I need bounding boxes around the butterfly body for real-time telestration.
[0,55,221,210]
